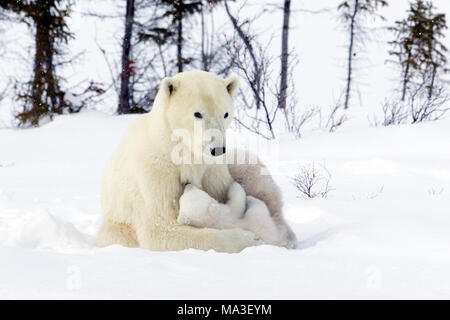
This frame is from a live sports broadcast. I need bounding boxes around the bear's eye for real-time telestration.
[194,112,203,119]
[224,112,229,119]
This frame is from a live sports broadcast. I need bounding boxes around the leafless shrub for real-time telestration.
[284,99,319,138]
[0,83,7,103]
[352,185,385,200]
[197,4,233,77]
[282,96,348,134]
[291,163,333,199]
[226,36,278,140]
[224,0,281,140]
[65,80,108,111]
[372,83,450,127]
[382,98,408,126]
[428,187,444,196]
[284,99,347,137]
[279,54,316,139]
[408,84,450,123]
[324,98,348,133]
[370,97,409,127]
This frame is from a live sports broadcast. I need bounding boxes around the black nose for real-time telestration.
[210,147,226,156]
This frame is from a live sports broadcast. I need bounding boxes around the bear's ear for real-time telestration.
[160,77,179,97]
[224,76,239,97]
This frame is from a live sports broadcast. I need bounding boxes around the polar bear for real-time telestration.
[98,70,296,253]
[178,182,282,245]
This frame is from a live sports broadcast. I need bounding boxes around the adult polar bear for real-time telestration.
[98,70,296,253]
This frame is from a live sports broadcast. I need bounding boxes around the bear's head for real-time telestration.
[157,70,239,162]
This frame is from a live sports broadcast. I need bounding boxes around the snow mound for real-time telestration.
[1,111,450,298]
[0,209,95,251]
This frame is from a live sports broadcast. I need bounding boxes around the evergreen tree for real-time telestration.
[137,0,220,74]
[119,0,209,114]
[388,0,448,101]
[160,0,202,73]
[0,0,75,126]
[338,0,388,109]
[418,2,447,99]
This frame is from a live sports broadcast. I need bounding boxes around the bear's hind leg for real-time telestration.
[97,220,139,248]
[229,155,298,249]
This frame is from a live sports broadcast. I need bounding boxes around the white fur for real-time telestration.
[98,70,259,253]
[178,182,282,245]
[97,70,297,253]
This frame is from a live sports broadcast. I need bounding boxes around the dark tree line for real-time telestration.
[0,0,298,130]
[0,0,448,131]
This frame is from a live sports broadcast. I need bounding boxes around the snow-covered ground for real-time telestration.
[1,111,449,299]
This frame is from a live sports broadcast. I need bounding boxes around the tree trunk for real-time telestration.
[32,17,47,114]
[278,0,291,110]
[428,64,436,100]
[344,0,358,110]
[32,0,60,118]
[1,0,75,125]
[200,5,207,71]
[401,51,412,101]
[177,0,184,73]
[224,0,261,109]
[118,0,135,114]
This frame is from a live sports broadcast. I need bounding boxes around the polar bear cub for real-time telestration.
[178,182,282,246]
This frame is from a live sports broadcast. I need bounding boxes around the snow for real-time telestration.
[1,0,450,299]
[1,111,450,299]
